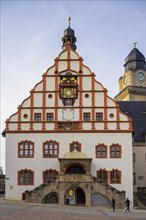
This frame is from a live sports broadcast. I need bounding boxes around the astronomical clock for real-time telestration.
[59,72,78,106]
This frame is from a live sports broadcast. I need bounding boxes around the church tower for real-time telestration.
[115,44,146,101]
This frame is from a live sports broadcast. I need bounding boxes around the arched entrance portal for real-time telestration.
[65,187,86,206]
[76,187,85,205]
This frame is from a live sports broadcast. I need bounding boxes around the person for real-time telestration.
[112,197,116,211]
[125,198,130,212]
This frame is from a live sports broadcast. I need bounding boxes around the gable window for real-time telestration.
[95,144,107,158]
[18,141,34,158]
[110,169,121,184]
[18,169,34,185]
[97,169,108,183]
[83,113,90,121]
[43,140,59,158]
[43,169,59,183]
[70,141,81,152]
[47,113,53,121]
[96,113,103,121]
[110,144,121,158]
[34,113,41,121]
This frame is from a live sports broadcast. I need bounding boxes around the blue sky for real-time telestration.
[1,0,145,172]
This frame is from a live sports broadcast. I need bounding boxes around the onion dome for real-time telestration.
[62,17,77,51]
[124,44,146,71]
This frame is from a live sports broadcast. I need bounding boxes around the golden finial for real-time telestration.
[68,16,71,27]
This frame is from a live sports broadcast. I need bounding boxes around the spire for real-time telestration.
[124,45,146,71]
[62,17,77,51]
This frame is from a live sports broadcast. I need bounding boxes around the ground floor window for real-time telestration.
[43,169,59,183]
[97,169,108,183]
[18,169,34,185]
[110,169,121,184]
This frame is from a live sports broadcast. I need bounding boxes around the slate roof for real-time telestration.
[117,101,146,142]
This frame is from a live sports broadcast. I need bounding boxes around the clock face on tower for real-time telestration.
[137,72,144,81]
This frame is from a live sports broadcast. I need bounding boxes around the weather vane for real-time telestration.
[68,16,71,27]
[133,42,137,48]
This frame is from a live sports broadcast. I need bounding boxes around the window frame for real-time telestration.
[34,113,41,121]
[46,113,53,121]
[110,144,122,158]
[43,169,59,183]
[18,140,34,158]
[95,144,107,158]
[96,112,103,122]
[110,169,121,184]
[43,140,59,158]
[83,113,91,121]
[96,169,108,183]
[18,169,34,185]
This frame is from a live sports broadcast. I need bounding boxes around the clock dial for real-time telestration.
[137,72,144,81]
[123,76,127,85]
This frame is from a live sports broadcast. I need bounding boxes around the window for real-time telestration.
[96,113,103,121]
[97,169,108,183]
[43,169,59,183]
[133,173,136,185]
[18,169,34,185]
[83,113,90,121]
[43,140,59,158]
[110,144,121,158]
[110,169,121,184]
[18,141,34,158]
[34,113,41,121]
[70,142,81,152]
[47,113,53,121]
[95,144,107,158]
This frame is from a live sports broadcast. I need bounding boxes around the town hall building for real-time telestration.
[3,18,133,207]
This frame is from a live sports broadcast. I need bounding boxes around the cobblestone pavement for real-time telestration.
[0,199,146,220]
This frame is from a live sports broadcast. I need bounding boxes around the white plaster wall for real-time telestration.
[107,97,115,106]
[22,98,30,107]
[107,123,117,130]
[82,66,91,75]
[94,81,103,90]
[95,123,104,130]
[21,109,30,121]
[82,77,92,90]
[34,82,43,91]
[82,94,92,106]
[45,123,55,130]
[119,113,128,121]
[5,132,133,202]
[107,109,116,121]
[46,77,55,91]
[33,94,43,107]
[59,51,67,59]
[46,66,55,75]
[95,93,104,106]
[21,123,30,130]
[70,51,79,59]
[119,123,129,130]
[33,123,42,130]
[10,114,18,122]
[9,124,18,130]
[82,123,92,130]
[46,93,55,107]
[58,61,67,72]
[70,61,79,72]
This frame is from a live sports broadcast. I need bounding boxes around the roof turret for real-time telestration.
[124,43,146,71]
[62,17,77,51]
